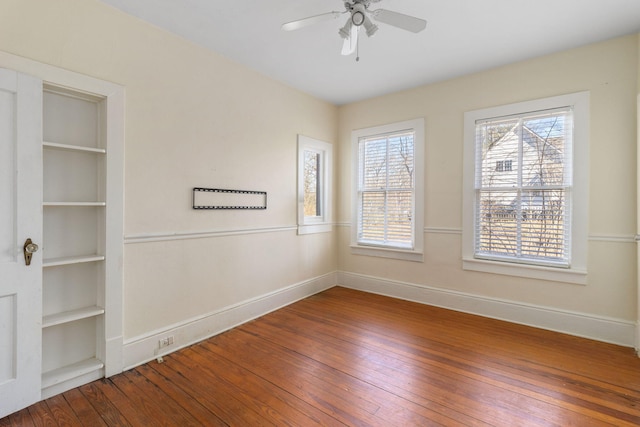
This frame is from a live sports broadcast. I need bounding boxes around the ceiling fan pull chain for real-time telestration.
[356,27,360,62]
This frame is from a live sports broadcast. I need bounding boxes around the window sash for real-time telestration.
[303,149,322,219]
[357,131,415,249]
[474,107,573,267]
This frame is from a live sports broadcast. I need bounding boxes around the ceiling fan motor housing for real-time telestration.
[351,4,366,26]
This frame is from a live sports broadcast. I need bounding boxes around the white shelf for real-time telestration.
[41,358,104,389]
[43,202,106,207]
[43,306,104,328]
[43,141,106,154]
[43,255,105,268]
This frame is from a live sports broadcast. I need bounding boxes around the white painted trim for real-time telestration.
[0,51,122,97]
[124,225,298,244]
[297,223,332,235]
[462,257,588,285]
[41,369,104,400]
[122,272,337,370]
[462,92,590,283]
[588,234,636,243]
[424,227,462,235]
[297,135,333,235]
[636,92,640,355]
[351,118,425,261]
[337,271,635,347]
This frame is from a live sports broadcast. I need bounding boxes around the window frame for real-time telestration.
[462,92,590,284]
[297,135,332,235]
[351,118,424,262]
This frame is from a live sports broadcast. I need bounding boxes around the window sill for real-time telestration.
[462,257,587,285]
[297,223,332,235]
[351,245,424,262]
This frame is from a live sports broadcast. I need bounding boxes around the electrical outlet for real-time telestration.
[158,335,174,348]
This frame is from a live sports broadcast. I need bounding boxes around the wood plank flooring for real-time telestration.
[3,286,640,426]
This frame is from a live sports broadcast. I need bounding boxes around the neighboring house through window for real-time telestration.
[462,92,589,284]
[351,118,424,261]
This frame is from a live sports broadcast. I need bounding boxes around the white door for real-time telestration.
[0,68,43,418]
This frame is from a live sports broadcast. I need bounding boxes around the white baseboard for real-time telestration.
[122,272,337,370]
[41,368,104,400]
[122,269,636,371]
[338,271,636,348]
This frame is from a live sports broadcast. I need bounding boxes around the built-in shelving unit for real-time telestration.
[41,86,108,398]
[42,255,106,268]
[43,141,107,154]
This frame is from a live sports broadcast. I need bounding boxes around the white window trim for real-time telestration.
[297,135,332,235]
[462,92,590,284]
[351,118,425,262]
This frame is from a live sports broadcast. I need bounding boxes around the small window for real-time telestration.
[495,159,512,172]
[463,92,589,284]
[297,135,332,234]
[351,119,424,261]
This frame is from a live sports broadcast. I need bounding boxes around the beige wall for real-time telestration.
[0,0,338,340]
[1,0,637,348]
[338,35,638,324]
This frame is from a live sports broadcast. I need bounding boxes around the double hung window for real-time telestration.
[351,119,424,261]
[463,93,589,284]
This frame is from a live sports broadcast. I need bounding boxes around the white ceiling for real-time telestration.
[97,0,640,105]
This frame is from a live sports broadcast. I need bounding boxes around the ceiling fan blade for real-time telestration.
[341,25,358,55]
[371,9,427,33]
[282,11,343,31]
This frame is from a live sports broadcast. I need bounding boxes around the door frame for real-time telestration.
[0,51,125,379]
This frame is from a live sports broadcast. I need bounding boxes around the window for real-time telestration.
[496,159,512,172]
[463,92,589,284]
[351,119,424,261]
[297,135,332,234]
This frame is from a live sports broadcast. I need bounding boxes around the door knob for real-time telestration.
[23,238,39,266]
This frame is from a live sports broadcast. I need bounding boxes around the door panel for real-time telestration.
[0,84,15,263]
[0,68,43,418]
[0,295,16,384]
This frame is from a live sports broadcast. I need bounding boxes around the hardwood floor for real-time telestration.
[3,286,640,426]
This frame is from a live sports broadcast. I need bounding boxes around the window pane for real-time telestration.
[522,114,567,188]
[303,150,320,217]
[520,189,567,260]
[388,133,414,189]
[386,190,413,246]
[476,190,518,257]
[360,191,385,242]
[362,137,387,189]
[479,119,519,188]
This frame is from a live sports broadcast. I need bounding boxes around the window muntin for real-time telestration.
[474,108,572,267]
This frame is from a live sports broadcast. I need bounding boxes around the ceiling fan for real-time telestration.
[282,0,427,59]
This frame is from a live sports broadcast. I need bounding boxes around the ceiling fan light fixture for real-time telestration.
[351,10,365,26]
[363,17,378,37]
[282,0,427,58]
[339,20,352,39]
[350,3,367,26]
